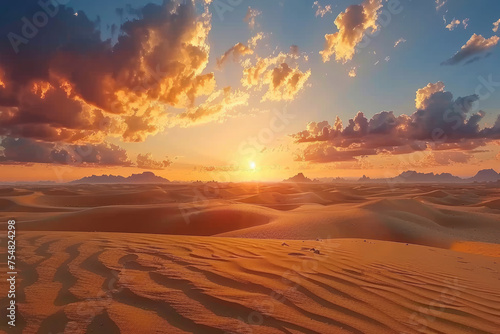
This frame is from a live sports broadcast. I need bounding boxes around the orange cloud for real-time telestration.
[320,0,382,63]
[394,38,406,48]
[348,67,357,78]
[176,87,250,125]
[136,153,172,170]
[244,7,261,30]
[446,19,461,31]
[0,69,5,88]
[217,43,254,69]
[241,52,311,102]
[415,81,446,109]
[241,53,287,89]
[216,33,264,69]
[248,32,265,48]
[0,1,217,144]
[262,63,311,102]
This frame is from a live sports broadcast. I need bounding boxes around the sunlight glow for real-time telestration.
[250,161,256,170]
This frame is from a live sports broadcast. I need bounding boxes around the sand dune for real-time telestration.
[475,199,500,210]
[19,203,275,236]
[1,232,499,333]
[0,198,74,213]
[239,190,365,207]
[1,183,499,251]
[1,183,499,333]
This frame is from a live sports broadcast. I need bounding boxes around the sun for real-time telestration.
[249,161,256,170]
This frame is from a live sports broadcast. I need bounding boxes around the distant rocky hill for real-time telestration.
[395,171,462,183]
[71,172,170,184]
[283,173,313,183]
[468,169,500,183]
[68,169,500,185]
[359,175,371,182]
[357,169,500,184]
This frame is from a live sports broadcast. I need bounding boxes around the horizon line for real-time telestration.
[0,168,498,184]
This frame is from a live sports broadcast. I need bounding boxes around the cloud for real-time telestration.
[136,153,172,170]
[493,19,500,33]
[216,33,264,69]
[176,87,249,125]
[394,38,406,48]
[242,53,287,88]
[446,18,469,31]
[462,18,469,29]
[435,0,447,11]
[0,0,216,144]
[248,32,265,48]
[463,56,484,65]
[292,82,500,163]
[216,43,254,68]
[313,1,332,18]
[348,67,357,78]
[195,165,241,172]
[0,138,131,166]
[241,52,311,101]
[296,142,376,163]
[320,0,382,63]
[395,151,474,168]
[446,19,460,31]
[244,7,261,30]
[261,63,311,102]
[428,151,473,165]
[415,81,446,110]
[441,34,499,65]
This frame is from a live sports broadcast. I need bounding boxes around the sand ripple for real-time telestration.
[2,232,498,334]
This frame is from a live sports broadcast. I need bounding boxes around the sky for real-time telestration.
[0,0,499,182]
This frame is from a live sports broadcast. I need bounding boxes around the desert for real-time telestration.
[0,181,499,333]
[2,0,500,333]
